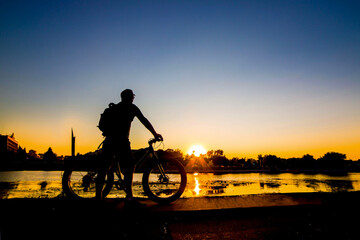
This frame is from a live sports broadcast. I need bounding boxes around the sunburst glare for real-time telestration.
[187,145,207,157]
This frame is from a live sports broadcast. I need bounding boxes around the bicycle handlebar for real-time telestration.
[148,137,163,145]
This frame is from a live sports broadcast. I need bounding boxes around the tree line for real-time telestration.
[1,146,360,172]
[157,149,360,172]
[0,147,63,170]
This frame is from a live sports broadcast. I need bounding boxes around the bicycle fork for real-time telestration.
[156,162,169,183]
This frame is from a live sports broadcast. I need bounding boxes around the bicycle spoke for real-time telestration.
[143,158,187,202]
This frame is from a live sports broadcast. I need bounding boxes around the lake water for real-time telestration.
[1,171,360,199]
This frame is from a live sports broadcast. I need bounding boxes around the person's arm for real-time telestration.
[135,106,163,140]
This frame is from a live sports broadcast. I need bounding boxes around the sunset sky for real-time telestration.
[1,0,360,159]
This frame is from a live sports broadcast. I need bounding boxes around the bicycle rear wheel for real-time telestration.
[62,164,114,199]
[142,158,187,204]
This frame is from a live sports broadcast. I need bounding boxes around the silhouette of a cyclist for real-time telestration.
[96,89,163,204]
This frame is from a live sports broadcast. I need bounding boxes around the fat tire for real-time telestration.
[142,158,187,204]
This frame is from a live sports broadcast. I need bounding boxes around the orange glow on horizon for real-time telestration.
[4,120,360,161]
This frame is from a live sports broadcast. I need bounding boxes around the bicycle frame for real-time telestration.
[113,139,164,182]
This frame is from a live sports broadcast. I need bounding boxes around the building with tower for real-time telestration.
[0,134,18,153]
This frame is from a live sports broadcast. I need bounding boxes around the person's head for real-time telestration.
[121,89,135,103]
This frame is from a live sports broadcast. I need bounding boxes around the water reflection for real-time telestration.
[328,180,354,192]
[193,177,201,195]
[40,181,48,191]
[304,179,321,191]
[183,172,360,198]
[0,171,360,199]
[207,185,225,195]
[260,181,282,189]
[233,182,254,187]
[0,182,19,199]
[302,179,354,192]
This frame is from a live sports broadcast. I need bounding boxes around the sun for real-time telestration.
[187,145,207,157]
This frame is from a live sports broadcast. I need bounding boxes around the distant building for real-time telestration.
[0,134,19,153]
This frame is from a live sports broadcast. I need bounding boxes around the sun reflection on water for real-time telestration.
[193,173,201,195]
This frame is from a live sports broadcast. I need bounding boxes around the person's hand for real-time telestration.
[154,133,163,141]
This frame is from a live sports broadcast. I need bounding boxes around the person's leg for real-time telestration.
[119,140,135,200]
[119,141,146,208]
[96,140,113,200]
[123,163,135,199]
[96,170,106,200]
[96,160,113,200]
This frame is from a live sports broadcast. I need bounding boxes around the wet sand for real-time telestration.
[0,192,359,239]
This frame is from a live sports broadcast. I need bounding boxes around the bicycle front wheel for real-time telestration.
[142,158,187,204]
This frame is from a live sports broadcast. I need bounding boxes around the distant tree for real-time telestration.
[286,155,315,170]
[205,149,228,167]
[302,154,315,161]
[245,158,257,169]
[156,149,184,163]
[214,149,224,156]
[317,152,346,169]
[167,148,183,159]
[206,150,214,158]
[28,149,39,159]
[301,154,316,169]
[212,155,229,167]
[230,157,245,168]
[287,157,301,169]
[43,147,57,164]
[262,155,285,170]
[258,154,264,168]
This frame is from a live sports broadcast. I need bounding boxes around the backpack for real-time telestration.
[98,102,117,136]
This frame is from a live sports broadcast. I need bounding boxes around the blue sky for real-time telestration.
[1,0,360,159]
